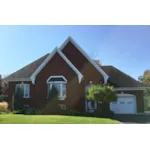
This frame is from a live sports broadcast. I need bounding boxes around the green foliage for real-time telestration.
[41,86,60,115]
[24,107,40,115]
[48,85,58,100]
[0,95,8,102]
[60,108,82,116]
[87,84,117,103]
[13,86,24,111]
[0,74,2,95]
[138,69,150,85]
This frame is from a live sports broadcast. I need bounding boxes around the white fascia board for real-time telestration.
[57,49,83,83]
[59,36,109,84]
[30,47,57,84]
[114,87,147,91]
[6,78,31,82]
[30,47,83,84]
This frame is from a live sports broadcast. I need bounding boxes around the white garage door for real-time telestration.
[110,94,137,114]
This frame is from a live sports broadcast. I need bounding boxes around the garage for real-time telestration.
[110,94,137,114]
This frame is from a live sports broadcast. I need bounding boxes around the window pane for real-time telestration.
[47,84,50,98]
[62,84,66,97]
[24,84,30,98]
[53,83,61,96]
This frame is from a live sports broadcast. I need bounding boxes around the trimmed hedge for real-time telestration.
[0,95,8,102]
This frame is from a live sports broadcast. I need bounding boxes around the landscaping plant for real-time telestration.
[86,84,117,118]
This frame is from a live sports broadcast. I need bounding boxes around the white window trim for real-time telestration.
[47,76,67,100]
[15,83,30,99]
[114,87,147,91]
[46,75,67,83]
[23,83,30,98]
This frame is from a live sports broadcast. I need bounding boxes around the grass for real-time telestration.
[0,114,120,124]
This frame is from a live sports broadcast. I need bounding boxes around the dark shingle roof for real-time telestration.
[6,54,49,79]
[101,66,143,87]
[6,55,143,88]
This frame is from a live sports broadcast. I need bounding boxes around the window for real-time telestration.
[47,76,67,100]
[15,83,30,98]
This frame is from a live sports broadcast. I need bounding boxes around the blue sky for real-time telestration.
[0,25,150,80]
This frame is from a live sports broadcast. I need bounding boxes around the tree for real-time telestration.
[138,70,150,85]
[41,86,61,115]
[86,84,117,116]
[13,86,24,110]
[87,84,117,103]
[0,74,2,95]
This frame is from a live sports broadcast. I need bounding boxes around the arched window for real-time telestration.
[47,76,67,100]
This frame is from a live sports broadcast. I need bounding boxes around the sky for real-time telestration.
[0,25,150,80]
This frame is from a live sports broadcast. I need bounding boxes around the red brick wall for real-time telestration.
[35,52,81,110]
[8,81,35,109]
[8,42,105,111]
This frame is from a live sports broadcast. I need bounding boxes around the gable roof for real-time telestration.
[101,66,144,87]
[6,53,49,81]
[7,36,109,84]
[59,36,109,84]
[6,48,83,84]
[30,48,83,84]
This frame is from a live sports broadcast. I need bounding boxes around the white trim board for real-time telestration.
[6,78,31,82]
[59,36,109,84]
[117,93,136,97]
[47,75,67,83]
[30,48,83,84]
[114,87,147,91]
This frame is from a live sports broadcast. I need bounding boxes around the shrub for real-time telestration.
[94,109,114,119]
[87,84,117,103]
[24,107,40,115]
[13,86,24,111]
[86,84,117,118]
[0,102,9,113]
[60,108,82,116]
[0,95,8,102]
[40,86,61,115]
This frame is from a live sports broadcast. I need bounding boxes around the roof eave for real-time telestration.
[59,36,109,84]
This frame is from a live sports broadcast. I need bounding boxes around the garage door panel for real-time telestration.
[110,95,137,114]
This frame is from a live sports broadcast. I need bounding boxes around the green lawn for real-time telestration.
[0,114,120,124]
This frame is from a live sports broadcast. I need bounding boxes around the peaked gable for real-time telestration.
[30,48,83,84]
[59,36,109,84]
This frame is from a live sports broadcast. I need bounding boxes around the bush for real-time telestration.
[40,86,61,115]
[13,86,24,111]
[87,84,117,103]
[60,108,82,116]
[0,95,8,102]
[94,108,114,119]
[0,102,9,113]
[24,107,40,115]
